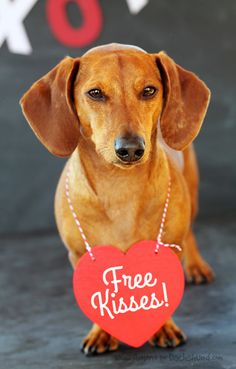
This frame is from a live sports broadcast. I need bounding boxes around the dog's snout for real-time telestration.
[114,136,145,163]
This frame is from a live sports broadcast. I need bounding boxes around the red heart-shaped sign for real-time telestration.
[73,240,184,347]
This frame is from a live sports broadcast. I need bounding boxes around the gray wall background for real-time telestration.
[0,0,235,235]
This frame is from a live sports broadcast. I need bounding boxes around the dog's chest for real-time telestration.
[89,179,174,248]
[68,157,190,251]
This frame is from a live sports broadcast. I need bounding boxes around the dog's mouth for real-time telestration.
[112,158,145,169]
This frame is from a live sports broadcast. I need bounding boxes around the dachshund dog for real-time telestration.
[20,43,215,355]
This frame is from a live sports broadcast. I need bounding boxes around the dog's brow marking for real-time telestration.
[116,54,132,130]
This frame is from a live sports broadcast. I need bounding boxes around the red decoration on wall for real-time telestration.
[73,240,185,347]
[46,0,103,47]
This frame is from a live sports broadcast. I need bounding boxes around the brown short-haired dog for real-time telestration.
[20,43,215,355]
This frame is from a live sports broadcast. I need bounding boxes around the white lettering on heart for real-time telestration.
[90,265,169,319]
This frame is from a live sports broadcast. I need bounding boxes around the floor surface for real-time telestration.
[1,220,236,369]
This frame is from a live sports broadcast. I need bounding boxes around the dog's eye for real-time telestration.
[87,89,105,101]
[142,86,157,98]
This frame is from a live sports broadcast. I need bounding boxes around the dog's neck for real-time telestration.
[70,133,170,207]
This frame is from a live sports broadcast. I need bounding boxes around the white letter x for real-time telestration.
[0,0,38,55]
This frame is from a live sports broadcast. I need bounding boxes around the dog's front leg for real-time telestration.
[149,318,187,348]
[183,229,215,284]
[68,251,119,355]
[81,323,119,355]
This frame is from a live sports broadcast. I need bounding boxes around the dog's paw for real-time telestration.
[81,324,119,355]
[185,258,215,285]
[149,319,187,348]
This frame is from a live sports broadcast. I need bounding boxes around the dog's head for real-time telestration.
[20,43,210,167]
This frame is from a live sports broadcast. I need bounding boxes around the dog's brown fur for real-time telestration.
[20,43,215,355]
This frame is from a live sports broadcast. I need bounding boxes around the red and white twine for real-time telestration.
[65,168,181,261]
[154,180,182,253]
[65,170,95,261]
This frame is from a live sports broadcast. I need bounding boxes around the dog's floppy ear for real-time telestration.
[20,57,80,157]
[154,52,211,150]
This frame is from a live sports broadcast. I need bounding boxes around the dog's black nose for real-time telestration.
[114,136,145,163]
